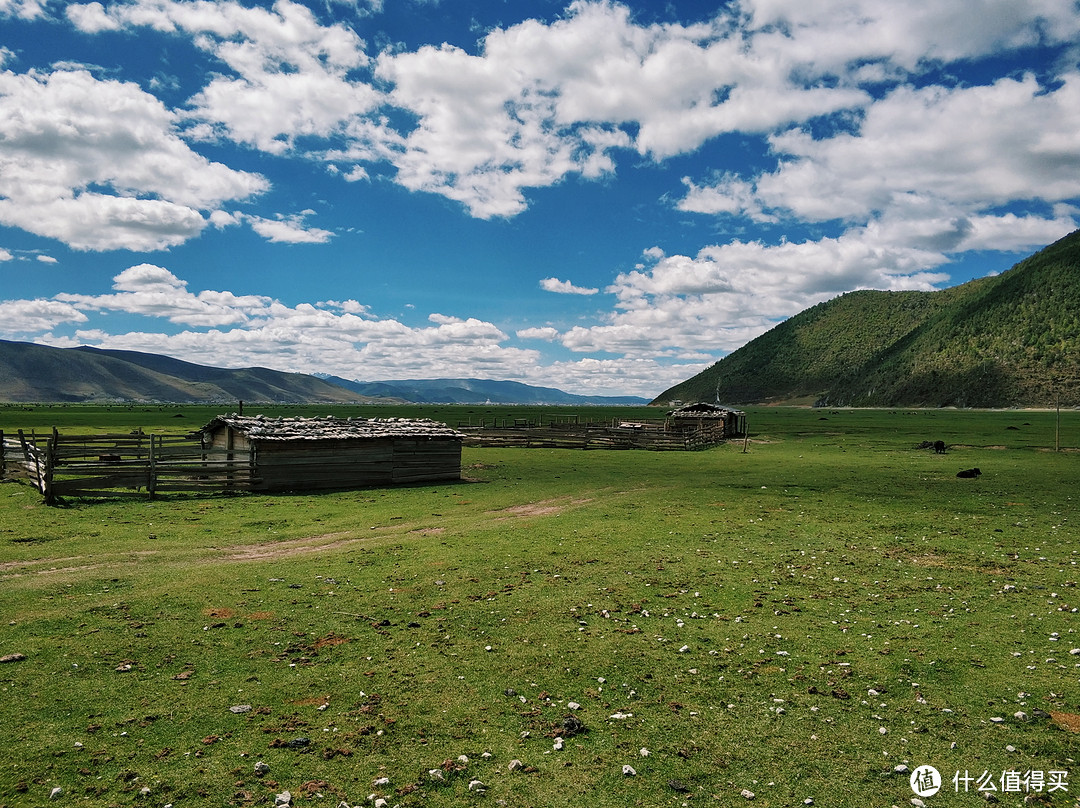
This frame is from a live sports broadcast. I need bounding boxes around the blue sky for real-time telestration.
[1,0,1078,398]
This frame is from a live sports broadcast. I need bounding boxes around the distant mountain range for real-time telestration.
[655,229,1080,408]
[0,341,649,405]
[318,375,649,405]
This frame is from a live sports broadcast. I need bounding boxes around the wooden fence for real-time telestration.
[0,429,256,503]
[459,419,730,451]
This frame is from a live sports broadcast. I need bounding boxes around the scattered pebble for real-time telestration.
[50,787,63,800]
[274,792,292,807]
[741,788,755,799]
[567,701,581,710]
[254,761,270,776]
[468,780,486,792]
[230,705,252,714]
[639,748,650,757]
[508,759,524,771]
[622,765,636,776]
[894,764,910,774]
[0,653,27,664]
[553,737,564,751]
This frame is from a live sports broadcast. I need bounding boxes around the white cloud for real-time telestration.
[0,299,88,336]
[0,247,12,261]
[246,212,334,244]
[0,68,268,251]
[551,234,951,358]
[69,0,388,156]
[0,0,46,20]
[743,0,1080,72]
[36,254,59,264]
[678,73,1080,255]
[54,264,266,327]
[540,277,599,295]
[754,75,1080,224]
[517,326,560,340]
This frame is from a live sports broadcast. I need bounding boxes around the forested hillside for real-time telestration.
[657,230,1080,408]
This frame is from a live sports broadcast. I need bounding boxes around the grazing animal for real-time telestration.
[933,440,946,454]
[956,467,981,479]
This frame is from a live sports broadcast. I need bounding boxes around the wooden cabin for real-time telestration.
[200,414,463,492]
[666,403,746,438]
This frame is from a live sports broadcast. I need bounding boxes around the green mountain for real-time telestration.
[655,230,1080,408]
[0,341,373,404]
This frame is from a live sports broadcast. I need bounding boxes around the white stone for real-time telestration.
[275,792,292,807]
[741,789,755,799]
[639,748,650,757]
[567,702,581,710]
[49,787,63,800]
[622,765,636,776]
[508,759,524,771]
[468,780,486,792]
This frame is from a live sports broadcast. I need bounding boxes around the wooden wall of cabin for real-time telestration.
[250,437,461,492]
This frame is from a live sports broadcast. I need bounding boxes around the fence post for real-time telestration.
[0,429,5,481]
[43,429,57,504]
[148,434,157,499]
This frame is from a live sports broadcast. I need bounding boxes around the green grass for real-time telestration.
[1,406,1079,807]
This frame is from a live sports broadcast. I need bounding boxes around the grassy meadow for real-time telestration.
[1,404,1078,807]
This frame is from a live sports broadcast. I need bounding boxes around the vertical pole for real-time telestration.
[0,429,5,481]
[148,434,157,499]
[1055,391,1061,452]
[43,429,57,504]
[226,426,235,489]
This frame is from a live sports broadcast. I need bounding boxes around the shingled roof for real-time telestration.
[202,414,464,441]
[669,403,738,419]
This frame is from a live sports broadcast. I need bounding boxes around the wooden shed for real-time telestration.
[200,414,463,492]
[667,403,746,438]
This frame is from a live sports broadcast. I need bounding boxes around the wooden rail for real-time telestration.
[459,420,729,451]
[0,429,256,503]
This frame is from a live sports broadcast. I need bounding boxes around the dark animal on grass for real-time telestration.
[956,467,981,479]
[933,440,946,454]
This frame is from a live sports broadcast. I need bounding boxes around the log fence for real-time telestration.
[0,429,256,503]
[458,418,731,451]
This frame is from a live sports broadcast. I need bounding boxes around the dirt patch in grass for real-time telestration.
[226,532,364,561]
[203,607,236,619]
[1050,711,1080,733]
[491,497,593,519]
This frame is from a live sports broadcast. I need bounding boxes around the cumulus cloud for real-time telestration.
[551,235,952,358]
[0,0,45,19]
[0,299,88,336]
[246,212,334,244]
[540,277,600,295]
[68,0,389,156]
[0,68,268,251]
[517,326,560,340]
